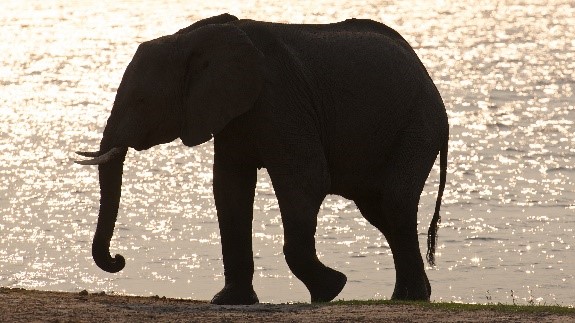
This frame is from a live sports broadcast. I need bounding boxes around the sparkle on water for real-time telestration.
[1,0,573,306]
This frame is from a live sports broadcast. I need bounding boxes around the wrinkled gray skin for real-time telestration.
[76,14,448,305]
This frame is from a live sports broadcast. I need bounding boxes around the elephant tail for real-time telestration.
[426,137,448,266]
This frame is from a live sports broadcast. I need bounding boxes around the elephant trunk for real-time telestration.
[91,147,128,273]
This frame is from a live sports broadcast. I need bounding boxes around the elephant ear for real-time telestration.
[178,24,264,147]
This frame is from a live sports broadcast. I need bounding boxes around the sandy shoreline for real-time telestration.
[1,288,573,322]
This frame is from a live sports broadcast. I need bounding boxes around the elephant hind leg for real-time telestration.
[356,194,431,301]
[379,119,442,300]
[355,131,439,301]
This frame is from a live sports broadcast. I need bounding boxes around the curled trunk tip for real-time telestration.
[92,244,126,273]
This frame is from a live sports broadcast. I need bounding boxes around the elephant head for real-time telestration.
[76,16,264,273]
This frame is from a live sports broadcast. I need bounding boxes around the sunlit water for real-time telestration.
[1,0,574,306]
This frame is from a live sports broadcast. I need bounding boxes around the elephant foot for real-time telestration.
[307,267,347,303]
[391,279,430,301]
[210,283,259,305]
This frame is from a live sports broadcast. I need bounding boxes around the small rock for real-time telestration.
[79,290,89,296]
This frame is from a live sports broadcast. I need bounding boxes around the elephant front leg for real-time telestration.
[258,112,346,302]
[210,161,258,305]
[271,176,347,303]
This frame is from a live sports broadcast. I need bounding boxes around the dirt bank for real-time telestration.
[1,288,572,322]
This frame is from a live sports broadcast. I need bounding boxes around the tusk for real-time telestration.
[74,147,127,165]
[76,151,101,158]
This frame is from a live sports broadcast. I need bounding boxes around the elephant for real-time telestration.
[75,13,449,305]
